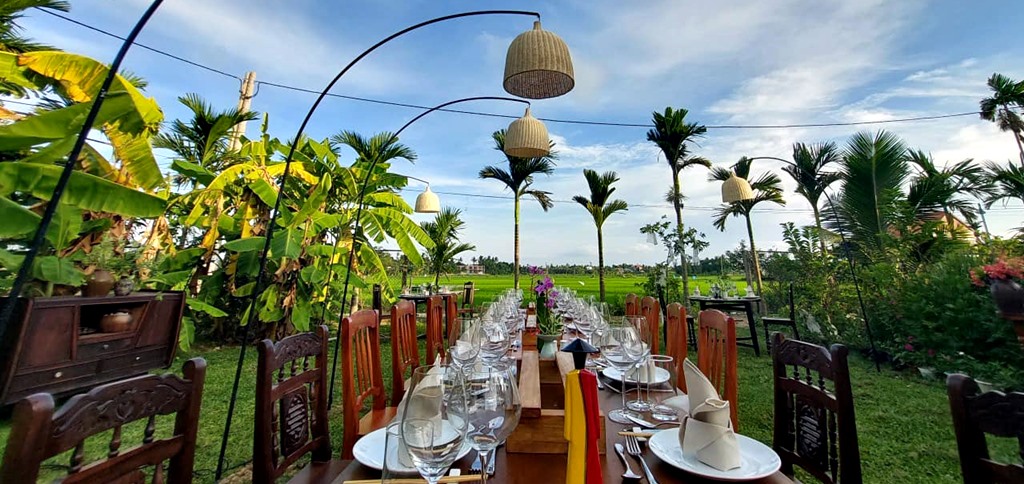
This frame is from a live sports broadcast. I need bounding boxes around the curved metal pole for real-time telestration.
[216,11,538,479]
[326,96,529,406]
[0,0,165,360]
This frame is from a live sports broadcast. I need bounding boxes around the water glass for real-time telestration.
[649,355,680,421]
[601,322,642,424]
[401,365,468,484]
[465,366,522,484]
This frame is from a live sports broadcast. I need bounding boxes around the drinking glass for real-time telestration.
[448,320,482,372]
[401,365,469,484]
[649,355,680,421]
[623,315,653,413]
[601,321,642,424]
[465,366,522,484]
[479,320,511,368]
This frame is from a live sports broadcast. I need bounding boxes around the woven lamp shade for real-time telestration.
[722,173,755,203]
[504,107,550,158]
[415,186,440,213]
[504,21,574,99]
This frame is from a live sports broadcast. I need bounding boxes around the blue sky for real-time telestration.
[14,0,1024,265]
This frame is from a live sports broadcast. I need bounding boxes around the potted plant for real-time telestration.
[533,272,562,357]
[970,256,1024,346]
[81,237,119,297]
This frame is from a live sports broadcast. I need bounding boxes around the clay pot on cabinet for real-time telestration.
[100,311,133,333]
[84,270,115,297]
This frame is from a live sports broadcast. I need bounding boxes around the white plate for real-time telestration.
[601,366,671,385]
[648,427,781,481]
[352,426,474,474]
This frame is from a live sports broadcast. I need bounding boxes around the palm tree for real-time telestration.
[0,1,69,96]
[985,162,1024,208]
[573,169,628,302]
[421,207,476,288]
[479,129,556,289]
[646,107,711,301]
[979,73,1024,164]
[834,130,910,254]
[710,157,785,295]
[905,150,991,235]
[783,142,842,251]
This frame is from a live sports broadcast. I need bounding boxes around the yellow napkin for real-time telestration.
[564,370,586,484]
[679,358,740,471]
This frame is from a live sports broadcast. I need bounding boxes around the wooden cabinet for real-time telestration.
[0,291,184,405]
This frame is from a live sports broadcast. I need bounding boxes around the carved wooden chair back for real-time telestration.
[0,358,206,484]
[665,302,688,392]
[947,373,1024,483]
[639,296,661,355]
[697,309,739,430]
[425,295,445,363]
[624,293,639,317]
[252,326,330,483]
[341,309,386,460]
[390,300,420,405]
[771,333,861,484]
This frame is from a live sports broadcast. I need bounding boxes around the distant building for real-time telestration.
[461,264,485,275]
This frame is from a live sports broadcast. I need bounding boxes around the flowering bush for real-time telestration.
[970,256,1024,287]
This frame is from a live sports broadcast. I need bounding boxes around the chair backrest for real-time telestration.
[624,293,639,316]
[446,294,459,341]
[697,309,738,430]
[425,295,445,363]
[390,299,420,405]
[462,282,475,309]
[372,284,383,315]
[639,295,661,355]
[341,309,386,460]
[665,302,688,391]
[948,373,1024,483]
[771,333,861,484]
[254,326,330,483]
[1,358,206,484]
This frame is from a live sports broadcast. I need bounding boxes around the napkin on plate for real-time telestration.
[678,358,740,471]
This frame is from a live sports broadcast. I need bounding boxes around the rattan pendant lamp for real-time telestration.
[414,185,441,213]
[504,20,575,99]
[504,107,550,158]
[722,173,755,203]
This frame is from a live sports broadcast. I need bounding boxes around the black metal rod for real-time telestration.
[326,95,529,407]
[0,0,165,358]
[215,11,539,477]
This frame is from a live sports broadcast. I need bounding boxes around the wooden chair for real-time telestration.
[254,326,347,484]
[457,281,476,318]
[390,299,420,405]
[665,302,688,392]
[425,295,445,364]
[639,295,661,355]
[771,333,861,484]
[341,309,396,460]
[624,293,639,317]
[0,358,206,484]
[445,293,459,342]
[947,373,1024,483]
[764,283,799,353]
[697,309,739,430]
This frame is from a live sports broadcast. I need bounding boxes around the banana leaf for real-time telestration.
[0,162,165,217]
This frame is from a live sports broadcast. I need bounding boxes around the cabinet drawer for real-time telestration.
[98,346,170,373]
[9,361,100,394]
[78,338,134,360]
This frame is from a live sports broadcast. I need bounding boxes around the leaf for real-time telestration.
[0,162,165,217]
[161,247,204,271]
[185,298,228,318]
[223,236,266,253]
[0,91,140,150]
[247,178,278,207]
[0,248,24,270]
[291,297,311,332]
[170,159,215,186]
[257,285,284,322]
[31,255,85,286]
[178,316,194,352]
[146,269,192,289]
[47,203,83,251]
[231,281,255,297]
[104,127,164,190]
[270,228,302,259]
[0,196,40,239]
[0,51,41,91]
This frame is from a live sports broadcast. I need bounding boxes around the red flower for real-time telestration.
[904,343,914,352]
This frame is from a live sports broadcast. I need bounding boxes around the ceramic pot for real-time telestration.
[538,334,560,358]
[84,270,115,297]
[114,277,134,296]
[100,311,133,332]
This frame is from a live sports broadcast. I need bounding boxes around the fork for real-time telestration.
[625,435,659,484]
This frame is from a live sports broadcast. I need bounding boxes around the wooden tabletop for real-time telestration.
[331,375,792,483]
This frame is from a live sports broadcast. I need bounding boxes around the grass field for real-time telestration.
[0,273,980,482]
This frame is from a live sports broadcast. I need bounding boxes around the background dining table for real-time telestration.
[690,296,763,356]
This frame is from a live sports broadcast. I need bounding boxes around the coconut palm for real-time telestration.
[985,162,1024,208]
[905,150,991,235]
[710,157,785,295]
[833,130,910,254]
[0,1,68,54]
[979,73,1024,164]
[646,107,710,301]
[479,129,556,289]
[421,207,475,288]
[573,169,628,302]
[783,142,842,250]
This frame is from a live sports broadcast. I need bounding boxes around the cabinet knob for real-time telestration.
[102,344,109,350]
[54,371,63,379]
[135,357,141,361]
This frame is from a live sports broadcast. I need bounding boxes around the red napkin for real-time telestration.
[579,369,604,484]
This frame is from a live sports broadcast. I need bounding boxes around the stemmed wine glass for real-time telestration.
[479,320,511,368]
[465,365,522,484]
[623,315,653,413]
[401,365,469,484]
[600,319,643,424]
[448,320,482,373]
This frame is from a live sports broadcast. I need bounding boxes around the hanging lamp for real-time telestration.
[722,173,755,203]
[504,20,575,99]
[415,185,441,213]
[504,107,550,158]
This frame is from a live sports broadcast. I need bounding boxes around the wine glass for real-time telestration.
[401,365,469,484]
[448,320,482,372]
[479,320,511,368]
[623,315,653,413]
[465,366,522,484]
[600,321,642,424]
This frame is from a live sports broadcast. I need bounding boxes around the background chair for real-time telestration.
[390,299,420,405]
[624,293,639,317]
[371,284,390,325]
[771,332,861,484]
[947,373,1024,483]
[665,302,688,392]
[458,281,477,318]
[254,326,346,484]
[764,282,799,353]
[1,358,206,484]
[341,309,395,460]
[425,295,445,363]
[639,295,662,355]
[697,309,739,430]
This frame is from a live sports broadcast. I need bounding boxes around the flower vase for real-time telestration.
[537,334,559,358]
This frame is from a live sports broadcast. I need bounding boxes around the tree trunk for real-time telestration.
[597,226,606,302]
[812,204,826,253]
[671,169,690,304]
[513,195,521,289]
[745,213,764,295]
[1014,129,1024,166]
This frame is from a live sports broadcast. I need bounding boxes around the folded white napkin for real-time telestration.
[679,358,740,471]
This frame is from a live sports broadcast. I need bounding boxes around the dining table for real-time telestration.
[398,291,458,338]
[690,296,763,357]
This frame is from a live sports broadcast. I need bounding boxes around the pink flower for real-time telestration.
[904,343,914,352]
[545,297,555,309]
[907,336,915,343]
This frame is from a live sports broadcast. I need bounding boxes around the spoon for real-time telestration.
[614,443,642,481]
